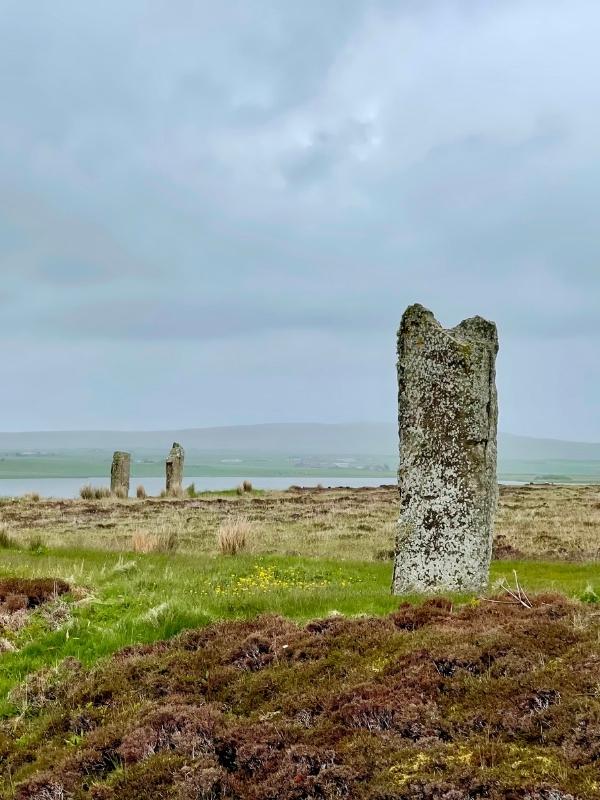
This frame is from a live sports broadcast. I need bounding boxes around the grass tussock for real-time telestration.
[136,485,147,499]
[27,535,46,554]
[131,530,179,554]
[79,484,111,501]
[22,492,40,503]
[218,515,252,555]
[3,596,600,799]
[0,525,16,549]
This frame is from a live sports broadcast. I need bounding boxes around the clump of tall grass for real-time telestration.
[131,529,179,554]
[186,483,198,498]
[28,535,46,554]
[136,485,147,499]
[242,480,253,493]
[0,525,16,549]
[218,516,252,556]
[23,492,41,503]
[80,485,111,501]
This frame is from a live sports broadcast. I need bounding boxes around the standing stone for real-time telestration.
[110,451,131,498]
[392,304,498,594]
[166,442,185,495]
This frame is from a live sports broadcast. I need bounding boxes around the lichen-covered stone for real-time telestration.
[392,304,498,594]
[166,442,185,495]
[110,451,131,498]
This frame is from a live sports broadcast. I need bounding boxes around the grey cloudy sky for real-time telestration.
[1,0,599,439]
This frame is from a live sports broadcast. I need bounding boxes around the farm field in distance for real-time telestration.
[1,484,599,798]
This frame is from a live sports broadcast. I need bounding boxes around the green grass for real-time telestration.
[3,451,600,482]
[0,546,598,717]
[0,451,396,480]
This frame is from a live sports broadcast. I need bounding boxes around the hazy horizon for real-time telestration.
[1,422,599,448]
[2,2,599,440]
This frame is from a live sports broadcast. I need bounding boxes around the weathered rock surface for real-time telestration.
[392,304,498,594]
[110,451,131,498]
[166,442,185,495]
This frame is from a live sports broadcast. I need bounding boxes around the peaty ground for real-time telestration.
[0,485,599,798]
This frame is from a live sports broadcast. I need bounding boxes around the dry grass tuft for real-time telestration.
[131,531,159,553]
[131,529,179,554]
[79,485,111,501]
[218,515,252,555]
[136,485,147,499]
[0,524,17,549]
[242,480,253,492]
[23,492,41,503]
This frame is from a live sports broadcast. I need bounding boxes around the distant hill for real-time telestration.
[0,423,599,460]
[0,423,395,455]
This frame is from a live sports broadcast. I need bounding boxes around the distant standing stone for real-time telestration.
[166,442,185,495]
[110,451,131,498]
[392,304,499,594]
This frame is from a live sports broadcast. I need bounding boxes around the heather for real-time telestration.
[3,595,599,799]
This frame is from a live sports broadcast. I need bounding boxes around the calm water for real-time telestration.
[0,476,396,499]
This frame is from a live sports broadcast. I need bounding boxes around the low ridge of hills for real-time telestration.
[0,423,599,460]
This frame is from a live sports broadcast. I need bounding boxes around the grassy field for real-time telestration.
[2,449,600,482]
[1,484,599,561]
[1,548,598,717]
[0,451,395,480]
[1,485,599,798]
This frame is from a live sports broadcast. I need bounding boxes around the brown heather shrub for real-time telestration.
[6,598,600,800]
[118,702,222,764]
[5,594,29,612]
[242,479,253,492]
[217,515,252,555]
[136,485,147,499]
[0,578,70,607]
[8,658,82,716]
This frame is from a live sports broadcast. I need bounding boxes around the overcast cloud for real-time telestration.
[1,0,599,438]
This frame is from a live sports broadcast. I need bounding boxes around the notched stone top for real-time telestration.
[401,303,498,351]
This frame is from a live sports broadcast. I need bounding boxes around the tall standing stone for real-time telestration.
[110,451,131,498]
[392,304,498,594]
[166,442,185,495]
